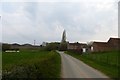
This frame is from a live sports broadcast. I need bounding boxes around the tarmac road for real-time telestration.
[57,51,109,78]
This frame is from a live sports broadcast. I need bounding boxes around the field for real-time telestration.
[66,51,119,79]
[2,50,61,79]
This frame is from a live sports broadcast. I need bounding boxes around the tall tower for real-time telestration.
[34,40,36,46]
[61,30,66,43]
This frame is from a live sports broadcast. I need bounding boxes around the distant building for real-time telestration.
[42,42,48,47]
[67,42,87,53]
[107,38,120,50]
[89,38,120,52]
[67,37,120,53]
[90,42,109,52]
[67,42,81,50]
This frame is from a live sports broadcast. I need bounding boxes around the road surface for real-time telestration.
[57,51,109,78]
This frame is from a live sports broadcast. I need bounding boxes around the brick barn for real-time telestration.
[89,38,120,52]
[67,42,87,53]
[107,38,120,50]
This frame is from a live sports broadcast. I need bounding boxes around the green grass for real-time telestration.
[65,51,119,79]
[83,51,119,67]
[2,50,61,79]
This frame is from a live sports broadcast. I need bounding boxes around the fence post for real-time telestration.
[116,56,118,67]
[107,55,108,64]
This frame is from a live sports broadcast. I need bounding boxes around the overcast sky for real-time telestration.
[1,0,119,45]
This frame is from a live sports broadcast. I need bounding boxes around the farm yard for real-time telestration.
[2,50,61,79]
[66,51,119,79]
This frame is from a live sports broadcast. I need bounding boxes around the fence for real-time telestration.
[83,53,119,67]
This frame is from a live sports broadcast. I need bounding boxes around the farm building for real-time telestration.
[67,42,87,53]
[67,42,81,50]
[89,37,120,52]
[90,42,110,52]
[67,37,120,53]
[41,42,48,47]
[107,38,120,50]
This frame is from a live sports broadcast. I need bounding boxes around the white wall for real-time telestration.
[82,48,86,53]
[91,46,94,52]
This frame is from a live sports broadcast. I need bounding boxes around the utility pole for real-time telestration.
[34,40,36,46]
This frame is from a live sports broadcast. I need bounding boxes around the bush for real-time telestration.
[2,43,11,52]
[44,43,60,51]
[59,43,67,51]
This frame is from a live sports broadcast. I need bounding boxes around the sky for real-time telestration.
[1,0,119,45]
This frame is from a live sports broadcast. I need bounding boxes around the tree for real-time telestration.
[61,30,66,43]
[59,30,67,51]
[59,42,67,51]
[2,43,11,51]
[44,42,60,51]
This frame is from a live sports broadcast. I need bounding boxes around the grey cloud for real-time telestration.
[2,1,118,44]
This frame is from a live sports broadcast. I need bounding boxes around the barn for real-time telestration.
[67,42,87,53]
[89,38,120,52]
